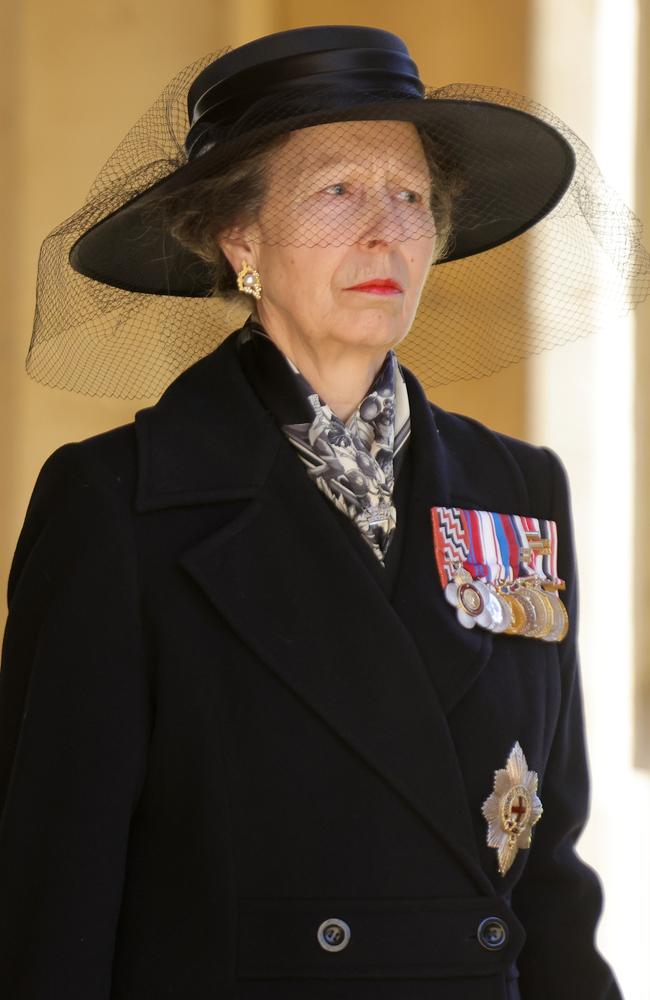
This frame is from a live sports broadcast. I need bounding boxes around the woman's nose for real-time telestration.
[358,196,408,248]
[357,187,429,249]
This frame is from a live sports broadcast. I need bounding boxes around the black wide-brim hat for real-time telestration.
[69,24,575,297]
[28,24,649,398]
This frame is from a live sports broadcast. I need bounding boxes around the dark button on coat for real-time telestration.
[0,327,622,999]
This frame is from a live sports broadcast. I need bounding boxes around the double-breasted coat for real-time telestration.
[0,324,622,999]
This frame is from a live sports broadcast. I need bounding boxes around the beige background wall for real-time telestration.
[2,1,648,996]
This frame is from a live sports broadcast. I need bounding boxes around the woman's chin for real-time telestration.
[330,314,409,350]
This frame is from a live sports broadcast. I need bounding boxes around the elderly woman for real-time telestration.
[1,23,643,1000]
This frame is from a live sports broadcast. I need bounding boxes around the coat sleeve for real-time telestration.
[0,442,152,999]
[510,446,623,999]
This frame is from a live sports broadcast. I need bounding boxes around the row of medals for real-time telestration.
[446,565,569,642]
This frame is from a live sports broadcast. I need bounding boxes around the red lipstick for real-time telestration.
[344,278,403,295]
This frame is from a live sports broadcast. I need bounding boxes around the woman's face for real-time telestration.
[223,119,437,354]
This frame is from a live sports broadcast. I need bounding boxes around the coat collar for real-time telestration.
[134,327,524,895]
[134,328,282,507]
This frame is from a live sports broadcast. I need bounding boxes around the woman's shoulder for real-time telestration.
[30,421,139,520]
[9,423,140,606]
[428,399,567,519]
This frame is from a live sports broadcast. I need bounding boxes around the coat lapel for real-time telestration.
[134,328,495,895]
[390,370,496,716]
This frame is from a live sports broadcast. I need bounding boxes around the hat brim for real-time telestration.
[69,96,576,297]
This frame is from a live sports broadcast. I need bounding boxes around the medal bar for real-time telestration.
[431,506,569,641]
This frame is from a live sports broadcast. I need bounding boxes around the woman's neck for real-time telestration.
[298,357,384,423]
[252,310,389,423]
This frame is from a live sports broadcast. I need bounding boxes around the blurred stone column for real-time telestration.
[634,0,650,771]
[529,1,650,995]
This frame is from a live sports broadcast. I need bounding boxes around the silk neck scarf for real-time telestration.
[236,315,411,562]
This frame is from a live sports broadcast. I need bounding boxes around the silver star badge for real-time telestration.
[482,741,543,876]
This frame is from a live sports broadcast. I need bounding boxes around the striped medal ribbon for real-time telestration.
[431,506,569,642]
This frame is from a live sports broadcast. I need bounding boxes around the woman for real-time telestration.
[1,24,646,1000]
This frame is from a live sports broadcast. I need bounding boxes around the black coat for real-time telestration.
[0,326,622,1000]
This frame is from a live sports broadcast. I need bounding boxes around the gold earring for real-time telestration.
[236,259,262,300]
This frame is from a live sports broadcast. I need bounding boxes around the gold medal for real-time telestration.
[510,588,538,637]
[501,593,527,635]
[521,583,555,639]
[541,589,569,642]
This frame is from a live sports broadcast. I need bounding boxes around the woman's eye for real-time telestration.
[321,183,422,202]
[397,189,421,203]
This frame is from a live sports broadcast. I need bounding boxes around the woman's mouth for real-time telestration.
[344,278,403,295]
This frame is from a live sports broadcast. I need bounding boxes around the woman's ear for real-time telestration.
[218,224,261,276]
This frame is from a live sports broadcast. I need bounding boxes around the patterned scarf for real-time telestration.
[237,316,411,562]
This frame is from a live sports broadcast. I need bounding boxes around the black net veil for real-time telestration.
[26,48,650,399]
